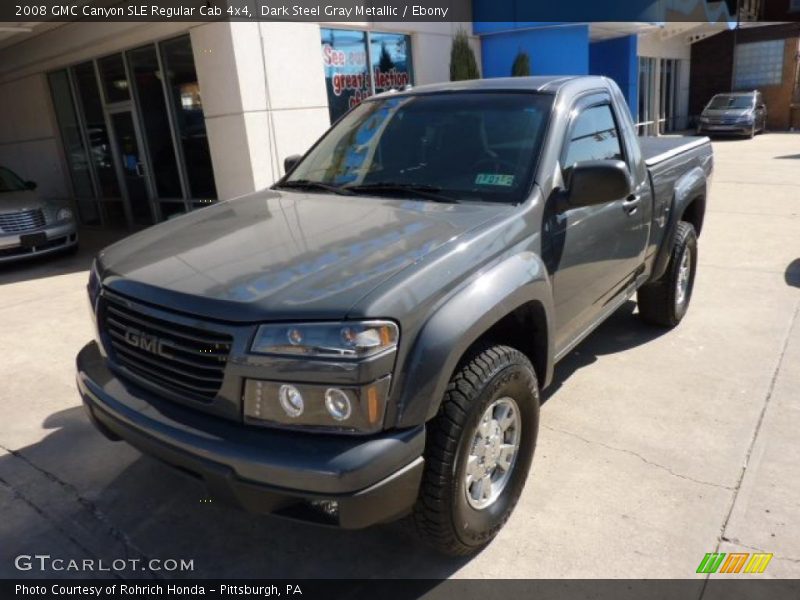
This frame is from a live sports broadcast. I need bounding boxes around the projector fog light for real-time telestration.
[278,384,304,417]
[324,388,352,421]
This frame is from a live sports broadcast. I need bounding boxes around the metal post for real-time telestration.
[731,0,741,90]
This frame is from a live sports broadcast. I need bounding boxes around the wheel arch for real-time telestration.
[650,166,707,282]
[393,252,555,428]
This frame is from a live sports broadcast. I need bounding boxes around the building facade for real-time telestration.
[689,22,800,130]
[0,19,481,230]
[473,21,744,135]
[0,12,747,233]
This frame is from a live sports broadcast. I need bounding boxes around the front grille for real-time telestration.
[0,208,45,233]
[101,295,232,403]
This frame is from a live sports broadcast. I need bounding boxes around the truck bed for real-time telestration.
[639,135,709,167]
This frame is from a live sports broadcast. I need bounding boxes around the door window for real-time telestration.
[563,104,623,170]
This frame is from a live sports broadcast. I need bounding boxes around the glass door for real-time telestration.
[107,109,155,227]
[659,59,680,134]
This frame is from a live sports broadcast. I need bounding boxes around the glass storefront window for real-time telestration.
[161,36,217,199]
[321,28,371,122]
[369,32,413,95]
[98,54,130,103]
[72,61,121,198]
[321,29,414,122]
[47,70,101,225]
[159,202,186,220]
[128,45,183,199]
[48,35,216,228]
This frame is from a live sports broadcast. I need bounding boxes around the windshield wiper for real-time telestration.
[343,182,459,203]
[274,179,353,195]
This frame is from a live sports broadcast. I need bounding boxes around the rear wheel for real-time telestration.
[412,345,539,556]
[637,221,697,328]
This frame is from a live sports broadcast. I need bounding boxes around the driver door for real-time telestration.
[548,95,648,353]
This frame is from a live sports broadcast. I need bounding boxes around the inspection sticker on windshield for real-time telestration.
[475,173,515,186]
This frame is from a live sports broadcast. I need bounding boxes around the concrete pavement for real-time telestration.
[0,134,798,581]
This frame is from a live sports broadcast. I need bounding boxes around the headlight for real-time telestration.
[250,321,398,359]
[738,114,754,122]
[56,207,74,221]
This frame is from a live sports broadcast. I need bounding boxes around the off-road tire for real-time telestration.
[637,221,697,328]
[412,344,539,556]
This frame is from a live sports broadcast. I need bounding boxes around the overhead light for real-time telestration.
[0,27,33,33]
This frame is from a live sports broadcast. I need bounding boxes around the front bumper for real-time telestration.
[77,341,425,528]
[697,123,753,135]
[0,220,78,263]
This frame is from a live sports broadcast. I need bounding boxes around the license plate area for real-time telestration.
[20,232,47,248]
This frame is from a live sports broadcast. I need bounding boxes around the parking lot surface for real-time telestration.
[1,134,798,581]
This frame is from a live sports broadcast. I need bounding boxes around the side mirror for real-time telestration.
[283,154,302,175]
[565,160,631,208]
[24,180,37,191]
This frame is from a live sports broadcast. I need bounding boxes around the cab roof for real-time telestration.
[375,76,613,98]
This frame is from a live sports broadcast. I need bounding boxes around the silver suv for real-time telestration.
[697,91,767,138]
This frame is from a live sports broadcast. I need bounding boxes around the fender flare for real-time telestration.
[394,252,555,428]
[651,166,706,282]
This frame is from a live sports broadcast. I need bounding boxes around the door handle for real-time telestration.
[622,194,640,215]
[135,162,144,177]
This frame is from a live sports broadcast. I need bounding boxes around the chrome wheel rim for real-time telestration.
[676,246,692,307]
[464,397,521,510]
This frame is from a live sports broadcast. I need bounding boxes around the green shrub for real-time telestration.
[511,51,531,77]
[449,29,479,81]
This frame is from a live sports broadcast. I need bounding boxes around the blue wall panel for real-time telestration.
[589,35,639,121]
[471,0,734,23]
[480,24,590,79]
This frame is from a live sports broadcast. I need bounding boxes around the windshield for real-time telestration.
[707,95,754,110]
[0,167,28,193]
[281,92,553,203]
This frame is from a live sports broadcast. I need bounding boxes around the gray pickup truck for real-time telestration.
[77,76,712,556]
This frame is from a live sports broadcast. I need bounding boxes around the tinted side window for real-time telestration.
[564,104,623,168]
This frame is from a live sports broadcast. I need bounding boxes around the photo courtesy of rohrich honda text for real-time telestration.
[1,0,799,597]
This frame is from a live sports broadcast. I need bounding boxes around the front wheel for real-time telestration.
[412,345,539,556]
[637,221,698,328]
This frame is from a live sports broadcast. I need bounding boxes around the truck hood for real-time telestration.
[99,189,503,322]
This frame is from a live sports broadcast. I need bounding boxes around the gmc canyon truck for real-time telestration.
[77,76,712,556]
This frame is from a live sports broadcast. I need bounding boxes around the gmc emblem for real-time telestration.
[123,326,173,359]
